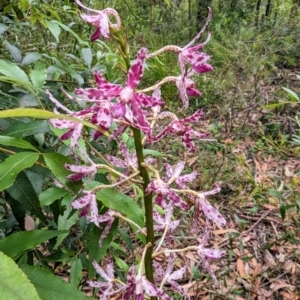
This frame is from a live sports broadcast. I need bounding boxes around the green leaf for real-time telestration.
[81,48,92,68]
[4,40,22,63]
[21,53,42,66]
[280,202,286,221]
[0,252,41,300]
[39,187,68,206]
[0,59,31,84]
[20,265,90,300]
[7,171,48,223]
[113,255,129,272]
[30,61,47,89]
[268,188,283,200]
[0,24,9,35]
[54,195,78,249]
[0,152,39,191]
[43,153,82,193]
[70,257,83,287]
[0,135,39,151]
[262,103,286,109]
[96,189,144,227]
[143,149,165,157]
[45,20,61,43]
[0,230,67,259]
[282,87,299,102]
[0,108,106,133]
[52,20,89,46]
[1,120,50,137]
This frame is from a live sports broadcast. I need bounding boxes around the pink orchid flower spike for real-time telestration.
[75,0,121,41]
[75,48,164,135]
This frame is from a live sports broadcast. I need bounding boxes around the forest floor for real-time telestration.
[151,65,300,299]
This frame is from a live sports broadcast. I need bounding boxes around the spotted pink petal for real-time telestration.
[141,276,172,300]
[181,109,204,123]
[126,48,147,89]
[200,197,226,226]
[130,98,151,133]
[64,163,96,175]
[92,260,113,281]
[168,190,189,210]
[175,170,198,189]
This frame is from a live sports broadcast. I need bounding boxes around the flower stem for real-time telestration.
[132,127,156,294]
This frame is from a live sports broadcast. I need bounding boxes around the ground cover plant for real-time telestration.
[0,0,300,299]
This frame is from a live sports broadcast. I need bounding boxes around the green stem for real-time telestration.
[112,29,156,298]
[132,128,155,291]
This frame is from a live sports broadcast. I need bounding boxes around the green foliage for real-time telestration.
[0,251,41,300]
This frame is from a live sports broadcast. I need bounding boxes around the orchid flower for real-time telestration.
[196,230,226,284]
[175,70,202,108]
[123,266,172,300]
[75,0,121,41]
[88,260,125,300]
[163,161,197,189]
[105,141,138,172]
[191,183,226,234]
[65,159,98,182]
[71,190,98,223]
[148,109,210,152]
[94,209,116,247]
[153,254,189,299]
[146,178,189,211]
[179,8,213,76]
[74,48,164,135]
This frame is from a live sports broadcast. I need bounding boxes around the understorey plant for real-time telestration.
[47,0,227,298]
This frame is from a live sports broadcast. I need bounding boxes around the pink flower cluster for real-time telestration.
[47,1,227,299]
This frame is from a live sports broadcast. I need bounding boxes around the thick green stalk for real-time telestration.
[132,128,155,286]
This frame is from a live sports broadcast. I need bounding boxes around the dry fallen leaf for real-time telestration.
[237,258,247,277]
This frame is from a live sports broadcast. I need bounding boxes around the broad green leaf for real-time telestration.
[43,153,82,193]
[1,120,50,137]
[96,188,144,227]
[0,135,39,151]
[0,24,9,35]
[0,230,67,259]
[282,87,299,102]
[7,172,47,223]
[81,48,92,68]
[25,170,44,195]
[0,59,30,84]
[30,61,47,89]
[0,152,39,191]
[70,257,83,287]
[39,186,68,206]
[113,255,129,272]
[0,252,41,300]
[4,40,22,63]
[0,108,106,133]
[21,53,42,66]
[52,20,89,46]
[45,20,61,43]
[20,265,90,300]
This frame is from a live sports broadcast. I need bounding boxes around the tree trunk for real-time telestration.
[255,0,261,26]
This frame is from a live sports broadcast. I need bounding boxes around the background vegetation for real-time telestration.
[0,0,299,299]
